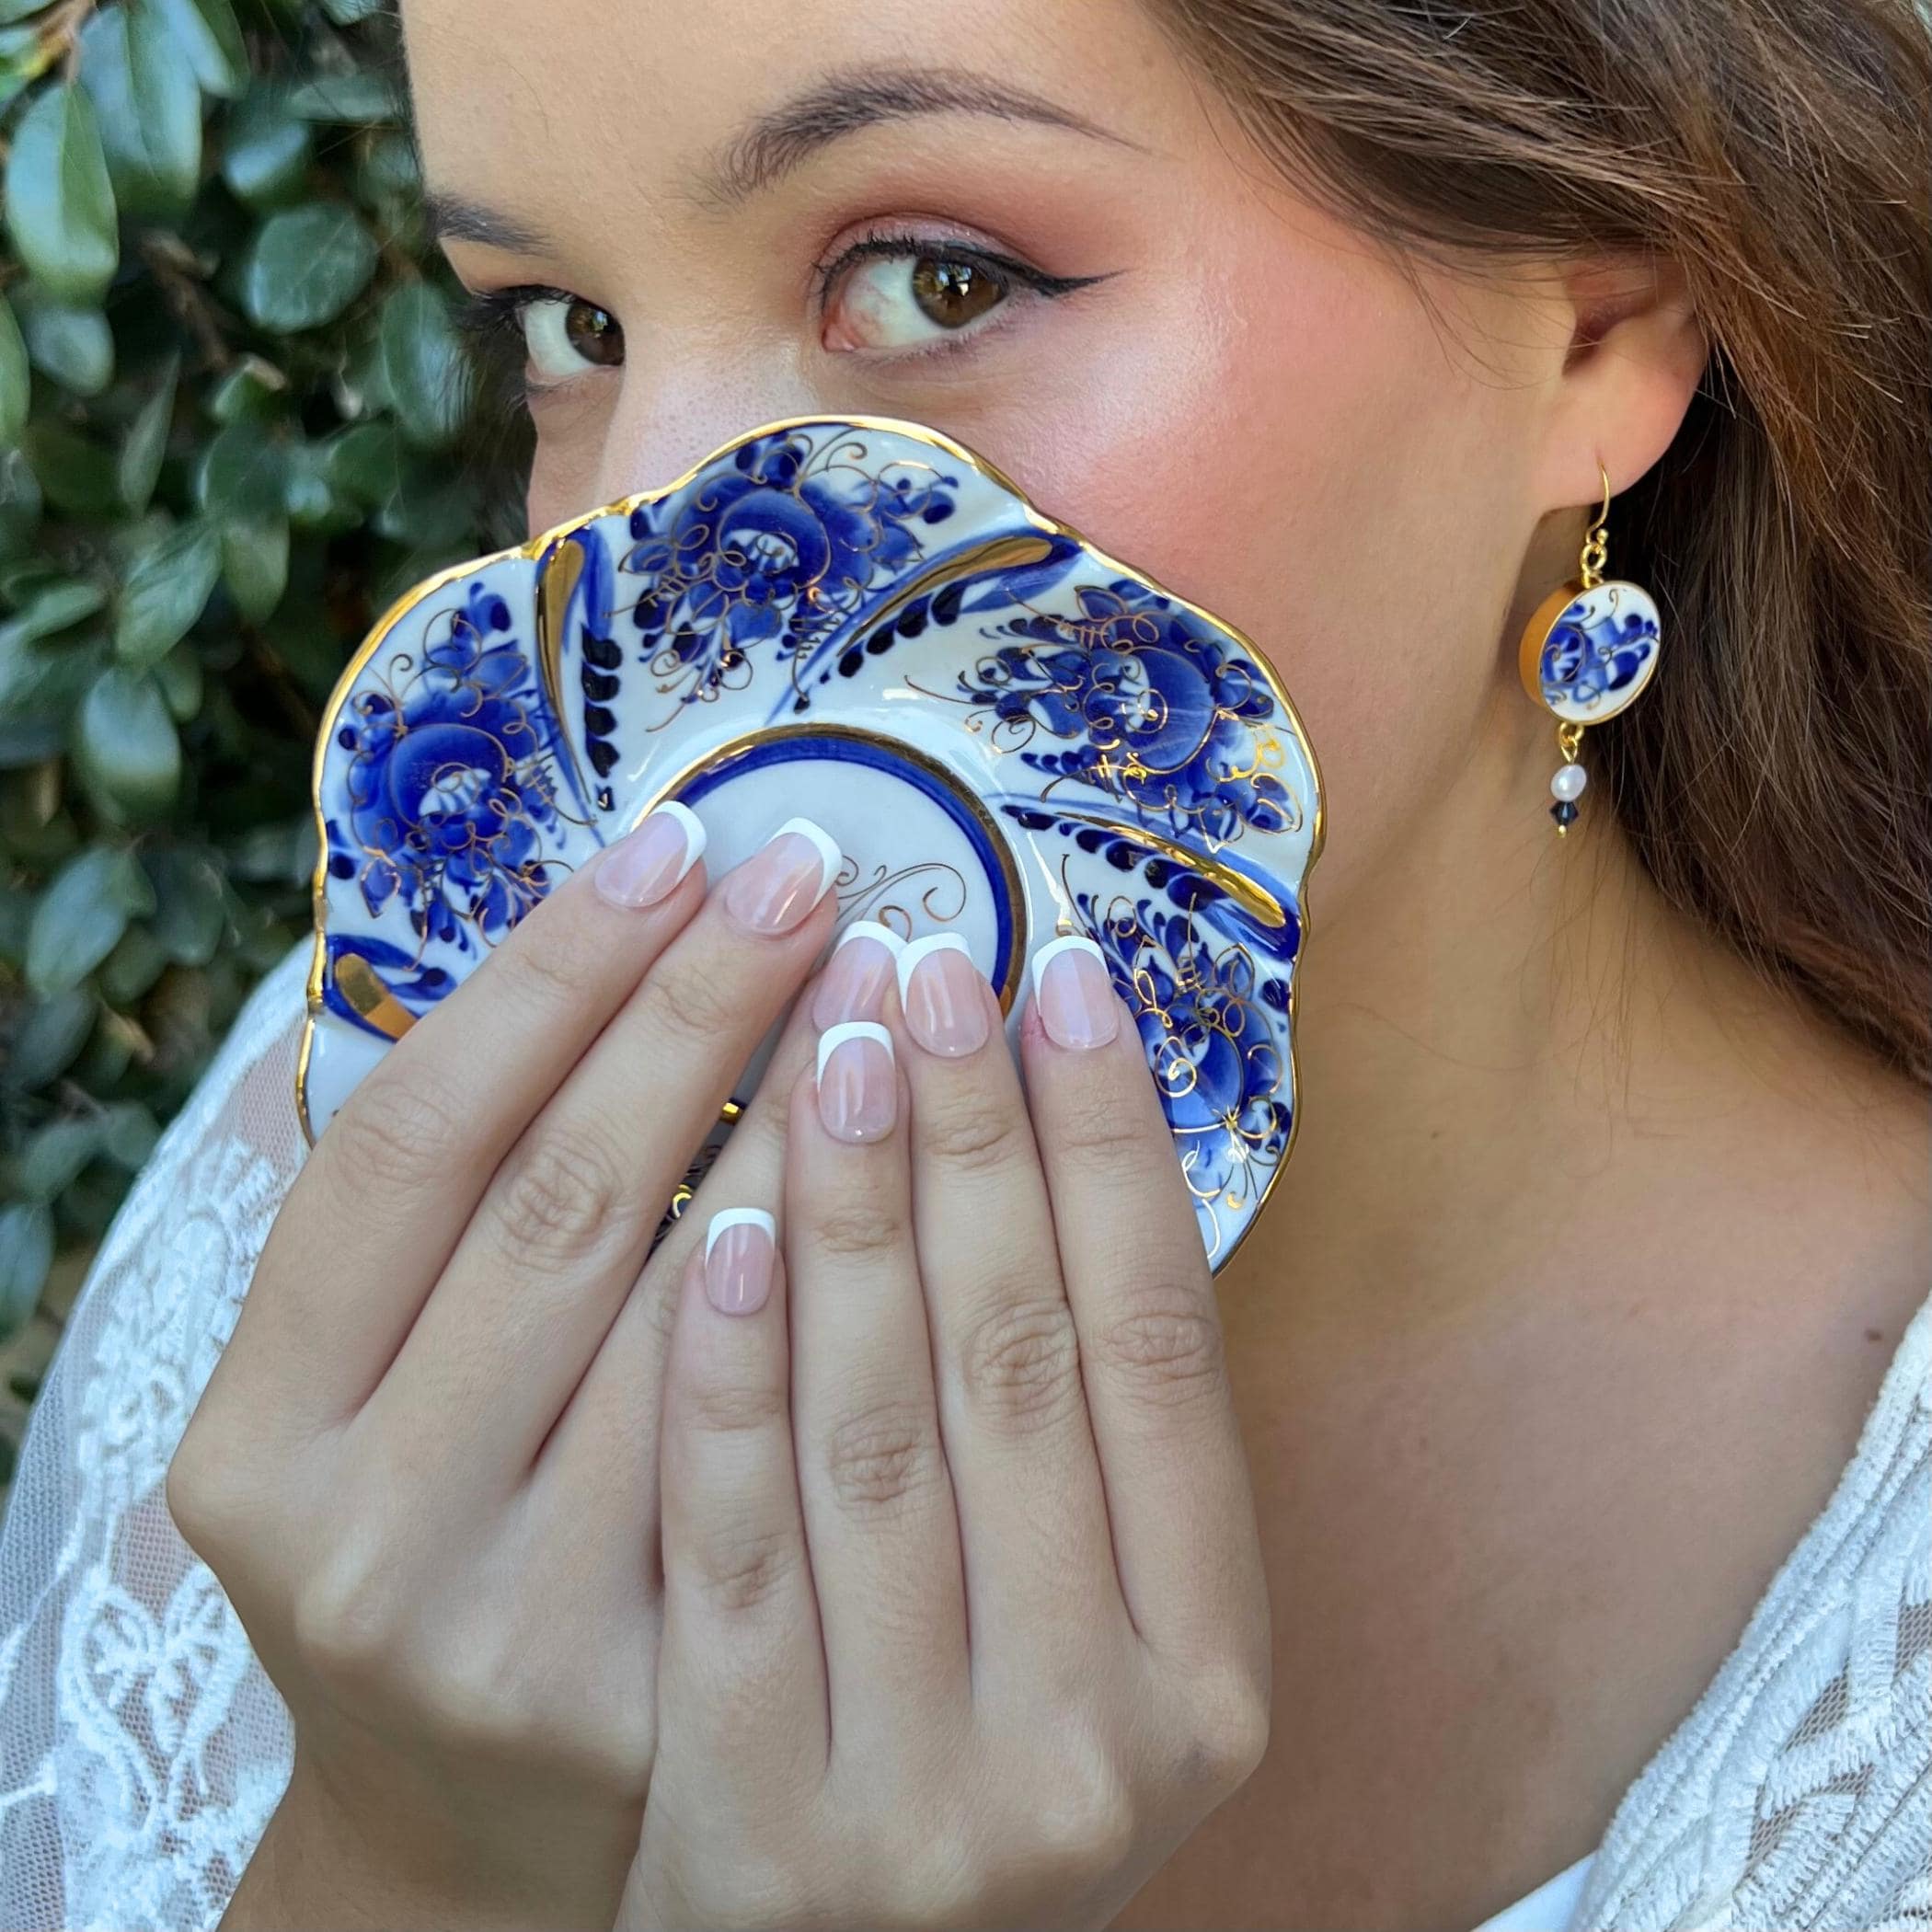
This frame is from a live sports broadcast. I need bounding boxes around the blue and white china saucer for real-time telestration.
[300,416,1325,1271]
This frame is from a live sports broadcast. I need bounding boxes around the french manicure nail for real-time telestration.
[592,801,706,909]
[898,932,990,1058]
[815,1021,897,1143]
[1032,936,1120,1051]
[811,920,903,1029]
[704,1209,776,1316]
[722,817,842,935]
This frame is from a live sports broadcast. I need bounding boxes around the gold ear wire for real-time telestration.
[1580,461,1611,591]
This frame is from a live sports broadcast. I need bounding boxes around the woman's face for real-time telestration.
[402,0,1583,920]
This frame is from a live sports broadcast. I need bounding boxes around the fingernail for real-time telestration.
[815,1021,896,1143]
[898,932,990,1058]
[722,817,841,936]
[1031,936,1120,1051]
[704,1209,776,1316]
[593,801,706,909]
[811,920,903,1029]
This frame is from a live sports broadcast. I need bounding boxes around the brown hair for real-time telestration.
[1148,0,1932,1086]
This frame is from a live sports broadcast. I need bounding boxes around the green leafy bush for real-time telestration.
[0,0,514,1477]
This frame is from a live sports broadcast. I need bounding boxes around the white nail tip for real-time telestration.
[834,918,905,958]
[1030,934,1107,1002]
[816,1020,892,1084]
[706,1207,776,1259]
[895,931,973,1010]
[771,816,842,904]
[645,799,706,882]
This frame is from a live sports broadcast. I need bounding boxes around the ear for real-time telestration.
[1532,252,1708,510]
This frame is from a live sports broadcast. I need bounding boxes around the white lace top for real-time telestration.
[0,943,1926,1931]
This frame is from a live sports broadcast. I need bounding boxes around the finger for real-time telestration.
[890,933,1124,1667]
[1021,937,1267,1672]
[656,1213,828,1810]
[785,1025,971,1759]
[236,802,710,1423]
[535,921,906,1560]
[371,819,844,1471]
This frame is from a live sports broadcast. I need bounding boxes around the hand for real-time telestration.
[623,931,1272,1932]
[167,808,883,1931]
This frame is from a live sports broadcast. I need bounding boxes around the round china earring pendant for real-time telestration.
[1516,468,1662,835]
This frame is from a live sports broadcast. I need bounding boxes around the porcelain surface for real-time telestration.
[1535,579,1662,724]
[302,416,1325,1271]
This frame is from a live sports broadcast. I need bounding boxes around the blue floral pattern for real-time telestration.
[620,429,960,720]
[1539,583,1659,715]
[938,581,1300,850]
[1069,839,1301,1260]
[323,581,577,956]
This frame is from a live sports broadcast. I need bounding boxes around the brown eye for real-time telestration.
[908,256,1006,329]
[562,299,623,366]
[523,294,625,384]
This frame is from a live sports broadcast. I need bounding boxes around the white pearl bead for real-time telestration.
[1550,764,1588,801]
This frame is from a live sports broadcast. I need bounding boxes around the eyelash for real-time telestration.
[455,229,1099,385]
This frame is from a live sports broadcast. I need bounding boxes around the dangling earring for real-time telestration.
[1516,463,1662,836]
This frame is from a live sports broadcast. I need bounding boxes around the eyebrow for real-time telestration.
[423,193,555,254]
[694,63,1144,208]
[424,63,1143,254]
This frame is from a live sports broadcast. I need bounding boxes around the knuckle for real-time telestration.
[1089,1286,1227,1409]
[688,1515,799,1616]
[1174,1667,1272,1789]
[635,959,742,1044]
[500,916,605,1013]
[1050,1088,1154,1176]
[684,1374,788,1439]
[292,1550,399,1687]
[164,1420,239,1557]
[918,1090,1025,1173]
[1026,1744,1138,1874]
[491,1122,638,1271]
[822,1395,944,1516]
[326,1071,468,1197]
[958,1295,1084,1432]
[807,1199,905,1269]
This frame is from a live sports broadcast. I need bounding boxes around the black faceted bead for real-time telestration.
[1550,799,1581,828]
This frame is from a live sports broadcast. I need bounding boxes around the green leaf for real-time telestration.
[282,72,402,123]
[241,201,379,334]
[21,421,120,516]
[379,282,471,449]
[100,1100,161,1168]
[1,579,106,644]
[207,352,288,423]
[320,0,385,20]
[79,0,202,218]
[4,988,97,1089]
[221,88,313,208]
[0,1202,53,1344]
[144,842,226,962]
[25,845,147,994]
[17,1117,104,1201]
[150,0,245,98]
[219,513,288,621]
[0,294,27,444]
[114,522,221,664]
[17,290,114,397]
[197,416,288,515]
[3,84,119,304]
[75,667,181,819]
[118,353,179,512]
[0,623,104,742]
[153,640,203,720]
[98,924,167,1006]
